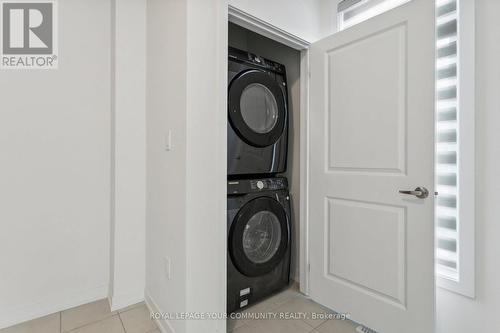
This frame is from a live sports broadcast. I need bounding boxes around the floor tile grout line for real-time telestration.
[56,301,147,333]
[62,313,116,333]
[117,312,127,333]
[306,318,329,332]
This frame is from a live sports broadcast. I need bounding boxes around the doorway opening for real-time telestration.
[225,1,474,332]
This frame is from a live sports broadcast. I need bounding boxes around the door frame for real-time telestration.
[227,4,312,295]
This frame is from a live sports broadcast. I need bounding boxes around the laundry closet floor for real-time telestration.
[228,284,359,333]
[1,286,358,333]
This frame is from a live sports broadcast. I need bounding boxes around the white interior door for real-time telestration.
[308,1,435,333]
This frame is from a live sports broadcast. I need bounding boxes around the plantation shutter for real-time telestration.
[435,0,459,281]
[337,0,411,30]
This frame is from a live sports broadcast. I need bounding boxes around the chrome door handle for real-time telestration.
[399,187,429,199]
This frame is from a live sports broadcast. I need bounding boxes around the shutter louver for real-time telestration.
[436,0,459,281]
[337,0,411,30]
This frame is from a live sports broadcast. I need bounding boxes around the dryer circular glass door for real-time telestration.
[240,84,279,134]
[229,197,289,277]
[228,70,287,147]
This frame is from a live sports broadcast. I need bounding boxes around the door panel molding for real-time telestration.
[325,23,408,175]
[325,197,407,307]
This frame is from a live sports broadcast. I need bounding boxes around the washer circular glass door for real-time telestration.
[242,210,281,264]
[229,197,289,277]
[228,70,286,147]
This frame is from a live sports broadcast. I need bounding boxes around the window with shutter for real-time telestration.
[435,0,475,298]
[337,0,411,30]
[435,0,459,283]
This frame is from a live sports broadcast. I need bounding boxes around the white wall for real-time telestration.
[145,0,188,331]
[145,0,226,332]
[184,1,227,331]
[319,0,338,38]
[0,0,112,328]
[109,0,146,311]
[436,0,500,332]
[228,0,333,42]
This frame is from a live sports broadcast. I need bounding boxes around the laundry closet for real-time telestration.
[226,22,303,314]
[143,1,445,332]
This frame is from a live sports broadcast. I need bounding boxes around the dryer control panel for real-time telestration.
[228,177,288,194]
[228,46,286,75]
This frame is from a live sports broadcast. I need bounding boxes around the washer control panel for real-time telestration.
[228,177,288,194]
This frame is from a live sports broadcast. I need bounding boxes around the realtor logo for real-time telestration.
[1,0,58,69]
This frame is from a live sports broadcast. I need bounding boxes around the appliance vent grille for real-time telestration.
[356,325,377,333]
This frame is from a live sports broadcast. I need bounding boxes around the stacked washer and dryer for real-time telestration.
[227,47,292,313]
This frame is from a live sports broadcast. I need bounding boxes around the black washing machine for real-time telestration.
[228,47,289,177]
[227,177,291,313]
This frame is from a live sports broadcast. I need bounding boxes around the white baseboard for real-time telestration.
[109,290,145,312]
[144,291,176,333]
[0,284,108,330]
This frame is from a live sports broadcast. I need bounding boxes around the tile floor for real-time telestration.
[228,286,359,333]
[0,300,158,333]
[0,286,359,333]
